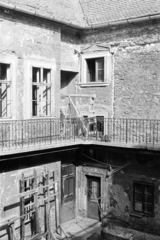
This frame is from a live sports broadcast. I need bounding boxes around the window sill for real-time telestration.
[79,82,109,87]
[130,212,154,218]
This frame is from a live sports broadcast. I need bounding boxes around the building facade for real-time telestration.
[1,1,160,240]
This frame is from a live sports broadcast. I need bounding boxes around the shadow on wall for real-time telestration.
[61,70,78,95]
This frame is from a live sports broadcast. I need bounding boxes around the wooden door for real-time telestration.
[87,176,101,220]
[61,164,76,223]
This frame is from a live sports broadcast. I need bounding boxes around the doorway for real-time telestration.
[87,176,101,220]
[61,164,76,223]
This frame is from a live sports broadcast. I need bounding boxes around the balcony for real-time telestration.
[0,118,160,155]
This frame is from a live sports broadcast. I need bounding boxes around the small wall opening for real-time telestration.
[60,71,77,95]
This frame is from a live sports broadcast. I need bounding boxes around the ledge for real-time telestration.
[79,82,109,87]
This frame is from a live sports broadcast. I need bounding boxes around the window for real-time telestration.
[81,51,113,87]
[0,63,11,117]
[86,58,104,82]
[32,67,51,117]
[96,116,104,135]
[83,116,104,137]
[133,181,154,215]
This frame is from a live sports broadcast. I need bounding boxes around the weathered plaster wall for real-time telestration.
[61,29,81,73]
[0,10,61,119]
[0,157,60,240]
[81,20,160,119]
[79,147,160,239]
[77,85,113,117]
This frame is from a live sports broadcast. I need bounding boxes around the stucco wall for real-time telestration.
[0,157,60,240]
[0,10,61,119]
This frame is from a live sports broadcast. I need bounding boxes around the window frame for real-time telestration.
[24,59,55,119]
[83,115,105,138]
[32,67,52,117]
[131,179,155,217]
[0,63,11,118]
[0,55,17,119]
[80,51,111,87]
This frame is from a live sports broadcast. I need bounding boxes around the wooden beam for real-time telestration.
[33,169,41,238]
[61,93,96,98]
[20,173,25,240]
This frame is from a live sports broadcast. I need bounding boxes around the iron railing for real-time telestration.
[0,118,79,152]
[0,118,160,152]
[85,118,160,146]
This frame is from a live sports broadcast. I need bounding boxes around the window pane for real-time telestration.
[96,58,104,70]
[41,86,51,116]
[144,203,153,214]
[90,180,99,199]
[134,183,143,193]
[69,178,74,195]
[0,63,10,80]
[32,67,41,83]
[144,194,153,203]
[43,68,51,84]
[64,179,68,196]
[42,101,51,116]
[96,58,104,82]
[46,102,51,116]
[43,86,51,101]
[0,100,6,117]
[32,101,37,116]
[135,192,143,202]
[32,85,38,100]
[62,165,68,176]
[98,70,104,81]
[134,202,142,212]
[6,101,11,118]
[86,59,95,82]
[0,83,11,117]
[0,83,7,100]
[145,185,153,194]
[68,165,75,175]
[97,116,104,133]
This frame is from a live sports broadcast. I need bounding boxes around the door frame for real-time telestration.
[87,175,101,220]
[82,166,105,220]
[61,163,76,223]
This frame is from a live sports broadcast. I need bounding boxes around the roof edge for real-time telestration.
[0,2,160,30]
[0,1,86,29]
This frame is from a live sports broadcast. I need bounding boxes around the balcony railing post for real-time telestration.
[50,119,52,143]
[74,119,75,141]
[22,120,23,148]
[126,119,128,144]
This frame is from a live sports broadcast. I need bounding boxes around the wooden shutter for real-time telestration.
[104,53,113,83]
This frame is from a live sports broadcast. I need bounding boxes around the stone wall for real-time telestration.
[79,147,160,239]
[81,20,160,119]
